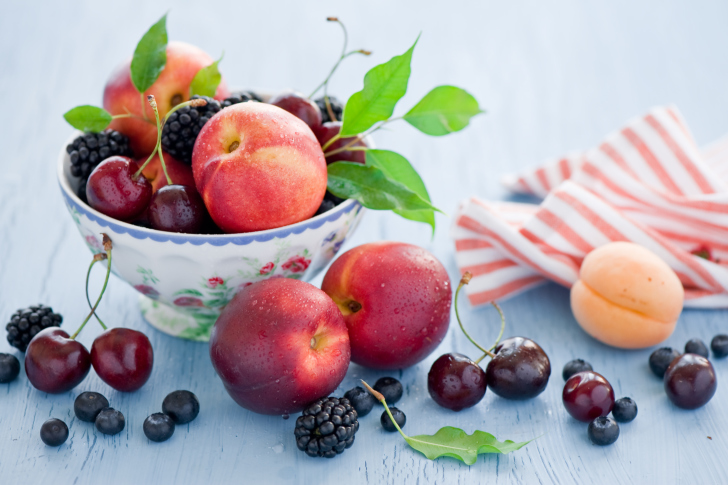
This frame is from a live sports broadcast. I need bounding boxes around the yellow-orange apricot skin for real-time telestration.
[570,242,684,349]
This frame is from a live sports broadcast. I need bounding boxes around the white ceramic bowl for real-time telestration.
[57,132,365,341]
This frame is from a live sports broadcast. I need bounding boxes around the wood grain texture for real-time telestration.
[1,0,727,483]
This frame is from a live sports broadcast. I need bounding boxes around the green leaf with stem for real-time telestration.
[361,380,531,465]
[327,161,441,213]
[130,13,168,94]
[365,149,436,232]
[63,105,113,132]
[404,86,483,136]
[190,53,223,97]
[340,35,419,136]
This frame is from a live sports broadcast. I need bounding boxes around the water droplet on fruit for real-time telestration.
[258,330,267,339]
[333,349,341,356]
[381,283,385,287]
[400,326,406,332]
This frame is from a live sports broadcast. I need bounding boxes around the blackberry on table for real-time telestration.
[66,130,133,202]
[294,397,359,458]
[315,95,344,123]
[5,305,62,352]
[221,90,262,108]
[161,95,221,165]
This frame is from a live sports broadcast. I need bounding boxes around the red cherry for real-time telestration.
[664,353,717,409]
[91,328,154,392]
[25,328,91,393]
[428,353,486,411]
[562,371,615,422]
[86,156,152,221]
[313,122,368,165]
[269,91,322,130]
[148,185,207,233]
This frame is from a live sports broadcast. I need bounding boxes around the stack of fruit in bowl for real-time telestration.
[58,15,483,340]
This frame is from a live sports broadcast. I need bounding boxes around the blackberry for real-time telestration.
[685,338,709,358]
[161,95,221,165]
[5,305,62,352]
[315,95,344,124]
[373,377,403,405]
[221,90,262,108]
[562,359,593,381]
[66,130,132,202]
[294,397,359,458]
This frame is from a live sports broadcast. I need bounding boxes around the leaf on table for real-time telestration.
[327,161,439,213]
[405,426,531,465]
[190,53,223,97]
[130,13,169,93]
[404,86,483,136]
[63,105,113,132]
[365,149,436,231]
[340,35,419,136]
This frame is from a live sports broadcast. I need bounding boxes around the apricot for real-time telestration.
[570,242,684,349]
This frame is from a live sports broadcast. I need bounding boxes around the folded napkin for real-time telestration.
[452,105,728,308]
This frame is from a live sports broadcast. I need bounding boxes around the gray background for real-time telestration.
[1,0,727,483]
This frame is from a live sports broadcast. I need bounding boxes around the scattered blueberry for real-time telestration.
[373,377,403,405]
[0,353,20,383]
[74,391,110,422]
[40,418,69,446]
[380,407,406,432]
[344,386,376,417]
[685,339,709,358]
[649,347,681,378]
[611,397,638,423]
[143,413,175,442]
[95,407,125,435]
[162,390,200,424]
[562,359,593,381]
[711,334,728,359]
[588,416,619,446]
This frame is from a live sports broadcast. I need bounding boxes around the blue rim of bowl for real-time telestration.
[57,132,363,247]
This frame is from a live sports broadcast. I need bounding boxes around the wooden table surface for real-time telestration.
[2,1,727,483]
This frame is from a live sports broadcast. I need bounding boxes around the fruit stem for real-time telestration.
[488,302,505,352]
[140,92,149,121]
[321,132,341,152]
[147,95,173,186]
[84,253,108,330]
[454,272,495,359]
[72,234,113,340]
[361,380,410,440]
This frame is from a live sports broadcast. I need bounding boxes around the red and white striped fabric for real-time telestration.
[452,105,728,308]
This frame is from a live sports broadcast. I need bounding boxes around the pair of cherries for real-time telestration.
[24,235,153,394]
[86,96,206,234]
[426,272,551,412]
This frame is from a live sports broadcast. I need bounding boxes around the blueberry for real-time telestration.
[162,390,200,424]
[711,335,728,358]
[588,416,619,445]
[380,407,406,432]
[611,397,638,423]
[143,413,175,442]
[344,387,376,417]
[40,418,69,446]
[0,353,20,383]
[74,391,109,422]
[373,377,403,405]
[649,347,681,378]
[562,359,593,381]
[685,339,709,358]
[95,408,125,435]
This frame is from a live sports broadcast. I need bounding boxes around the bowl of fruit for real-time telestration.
[57,15,480,341]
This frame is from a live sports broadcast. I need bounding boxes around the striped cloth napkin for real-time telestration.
[451,105,728,308]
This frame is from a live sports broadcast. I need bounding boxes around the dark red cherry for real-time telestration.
[663,353,717,409]
[269,91,322,130]
[428,353,486,411]
[86,156,152,221]
[91,328,154,392]
[148,185,207,233]
[25,328,91,393]
[562,371,615,422]
[485,337,551,400]
[313,122,368,165]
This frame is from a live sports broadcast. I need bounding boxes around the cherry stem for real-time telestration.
[454,272,494,358]
[361,380,410,440]
[147,96,172,186]
[84,254,108,330]
[71,234,112,339]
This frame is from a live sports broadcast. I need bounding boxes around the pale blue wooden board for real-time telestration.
[1,0,727,483]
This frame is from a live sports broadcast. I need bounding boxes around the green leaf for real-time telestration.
[189,54,223,97]
[340,36,419,136]
[403,86,483,136]
[405,427,531,465]
[327,162,440,213]
[130,14,169,93]
[63,105,113,132]
[174,288,203,297]
[365,149,435,231]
